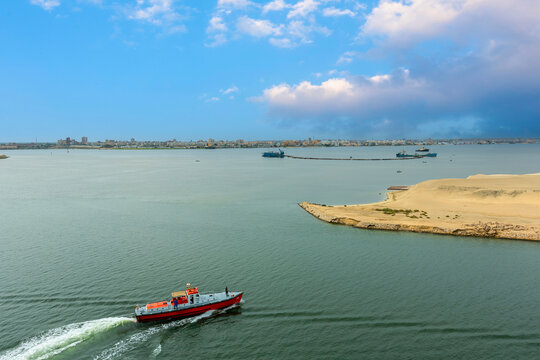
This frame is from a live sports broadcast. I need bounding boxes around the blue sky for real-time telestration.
[1,0,539,141]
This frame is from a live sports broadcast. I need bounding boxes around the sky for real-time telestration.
[1,0,539,142]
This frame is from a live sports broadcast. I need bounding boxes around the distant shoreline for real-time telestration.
[300,173,540,241]
[1,141,539,151]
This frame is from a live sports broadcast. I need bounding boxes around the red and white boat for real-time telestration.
[134,283,243,323]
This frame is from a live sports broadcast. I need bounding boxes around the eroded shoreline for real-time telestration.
[300,173,540,241]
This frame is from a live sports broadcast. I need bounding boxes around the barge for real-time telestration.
[262,149,284,158]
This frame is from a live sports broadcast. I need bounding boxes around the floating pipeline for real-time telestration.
[284,155,423,161]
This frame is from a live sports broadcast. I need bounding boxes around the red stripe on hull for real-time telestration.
[136,293,243,322]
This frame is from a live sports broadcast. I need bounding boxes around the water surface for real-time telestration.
[1,145,539,359]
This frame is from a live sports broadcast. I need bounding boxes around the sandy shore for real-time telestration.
[300,173,540,241]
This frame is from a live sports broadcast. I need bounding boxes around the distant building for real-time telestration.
[81,136,88,145]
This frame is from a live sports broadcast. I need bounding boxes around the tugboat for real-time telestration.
[415,146,429,152]
[262,149,285,158]
[135,283,243,323]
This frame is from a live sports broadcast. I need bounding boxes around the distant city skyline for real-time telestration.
[1,1,539,142]
[1,136,538,151]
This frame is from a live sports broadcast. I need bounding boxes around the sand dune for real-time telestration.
[300,173,540,241]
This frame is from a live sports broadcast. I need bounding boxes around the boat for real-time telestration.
[396,150,437,158]
[396,150,420,158]
[134,283,243,323]
[262,149,284,158]
[416,147,429,152]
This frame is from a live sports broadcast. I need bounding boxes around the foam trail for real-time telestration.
[150,344,162,358]
[95,310,216,360]
[0,317,134,360]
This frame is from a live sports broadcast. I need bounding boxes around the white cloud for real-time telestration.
[206,11,229,46]
[206,0,333,48]
[125,0,186,32]
[208,15,227,32]
[362,0,461,43]
[218,0,253,9]
[322,7,356,17]
[128,0,172,24]
[258,77,358,110]
[78,0,102,5]
[288,20,330,42]
[30,0,60,10]
[266,19,331,48]
[328,69,347,76]
[206,33,228,47]
[287,0,319,19]
[369,74,391,84]
[337,51,358,64]
[351,1,367,11]
[221,85,239,94]
[263,0,290,14]
[237,16,283,37]
[361,0,540,47]
[269,37,295,47]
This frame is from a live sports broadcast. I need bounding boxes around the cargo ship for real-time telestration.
[262,149,284,158]
[135,283,243,323]
[396,150,437,158]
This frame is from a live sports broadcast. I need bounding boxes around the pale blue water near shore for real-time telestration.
[0,144,539,359]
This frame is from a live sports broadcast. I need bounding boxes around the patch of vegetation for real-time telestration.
[375,208,429,219]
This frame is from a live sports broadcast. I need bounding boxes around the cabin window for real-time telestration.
[190,295,194,304]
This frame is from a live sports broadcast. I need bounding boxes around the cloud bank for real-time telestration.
[257,0,540,137]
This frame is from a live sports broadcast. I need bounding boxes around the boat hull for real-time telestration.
[135,293,243,323]
[396,153,420,158]
[262,149,285,158]
[262,153,284,158]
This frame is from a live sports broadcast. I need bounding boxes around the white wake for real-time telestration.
[0,317,134,360]
[94,310,216,360]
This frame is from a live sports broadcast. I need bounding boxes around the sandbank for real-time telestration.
[300,173,540,241]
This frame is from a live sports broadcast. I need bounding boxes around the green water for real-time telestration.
[0,145,539,359]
